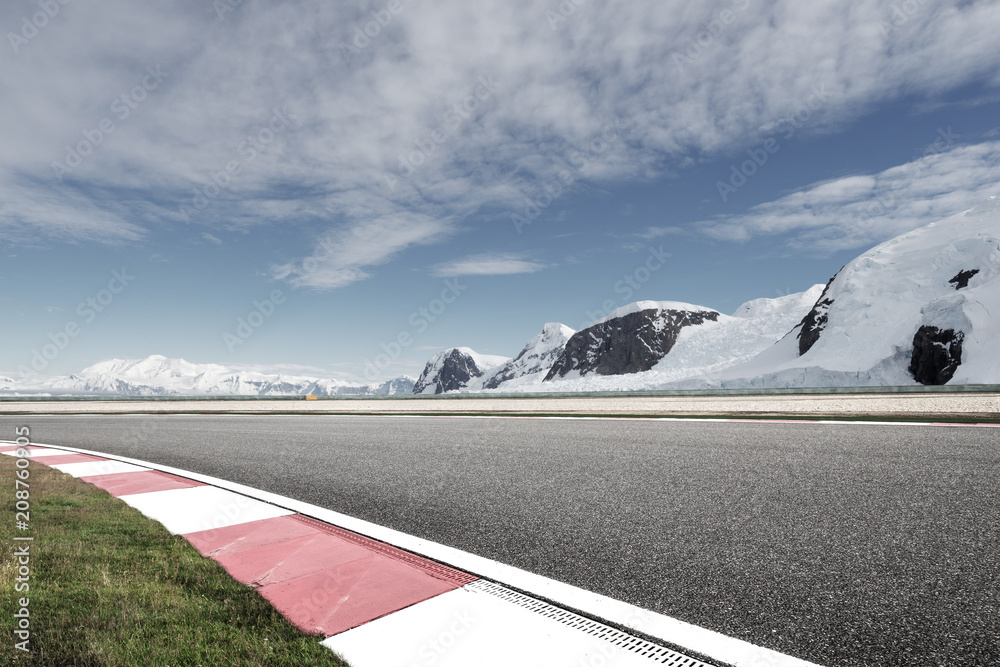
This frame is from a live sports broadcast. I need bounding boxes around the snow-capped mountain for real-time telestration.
[545,302,722,380]
[412,348,509,395]
[416,197,998,392]
[12,355,414,396]
[481,323,575,390]
[645,286,825,382]
[415,289,823,394]
[694,196,1000,388]
[371,376,417,395]
[458,288,819,392]
[6,199,995,397]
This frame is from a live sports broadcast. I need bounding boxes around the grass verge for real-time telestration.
[0,453,348,666]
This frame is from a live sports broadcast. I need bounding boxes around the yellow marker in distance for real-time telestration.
[305,395,318,401]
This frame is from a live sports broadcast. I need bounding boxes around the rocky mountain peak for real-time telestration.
[545,305,720,380]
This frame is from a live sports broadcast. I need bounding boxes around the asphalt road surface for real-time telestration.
[7,415,999,667]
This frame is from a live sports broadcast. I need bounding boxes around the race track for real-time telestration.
[7,414,999,667]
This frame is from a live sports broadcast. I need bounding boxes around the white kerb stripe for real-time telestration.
[324,584,686,667]
[49,460,150,477]
[1,447,82,457]
[118,485,293,535]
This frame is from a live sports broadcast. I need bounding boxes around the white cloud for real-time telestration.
[2,0,1000,278]
[636,226,687,240]
[698,141,1000,252]
[227,362,328,376]
[430,253,547,278]
[271,213,452,289]
[0,177,146,245]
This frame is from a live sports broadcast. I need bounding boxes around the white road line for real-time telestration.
[9,413,994,426]
[360,414,1000,427]
[17,439,820,667]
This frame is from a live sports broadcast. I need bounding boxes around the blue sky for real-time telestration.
[3,0,1000,382]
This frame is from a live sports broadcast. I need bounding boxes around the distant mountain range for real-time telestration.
[412,196,1000,393]
[4,197,997,396]
[410,288,826,393]
[4,356,414,397]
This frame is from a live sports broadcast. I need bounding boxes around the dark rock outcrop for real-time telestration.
[483,362,527,390]
[948,269,980,290]
[413,349,486,394]
[544,307,719,380]
[796,272,839,356]
[909,326,965,385]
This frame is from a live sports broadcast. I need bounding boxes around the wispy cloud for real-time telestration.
[271,213,452,290]
[430,253,547,278]
[227,362,329,376]
[636,226,687,240]
[2,0,1000,278]
[698,141,1000,252]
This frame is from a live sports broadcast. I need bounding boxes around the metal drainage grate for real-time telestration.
[467,579,714,667]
